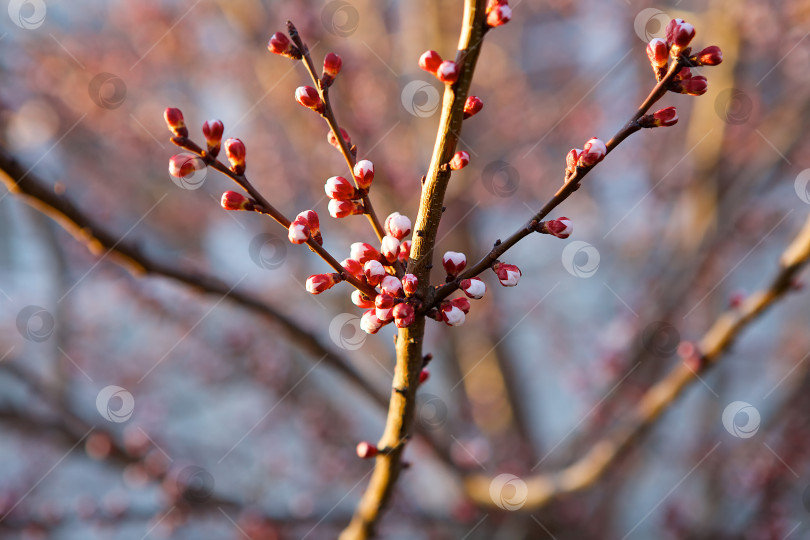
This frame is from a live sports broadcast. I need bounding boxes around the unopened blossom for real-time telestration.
[342,258,365,281]
[351,290,375,308]
[384,212,412,240]
[350,242,380,265]
[220,191,252,211]
[402,274,418,296]
[449,151,470,170]
[436,61,460,84]
[493,261,521,287]
[577,137,606,167]
[441,303,466,326]
[356,441,378,459]
[364,260,386,287]
[418,50,443,73]
[325,176,358,200]
[224,138,246,174]
[287,217,310,244]
[329,199,364,218]
[380,236,401,263]
[353,160,374,190]
[380,275,403,297]
[464,96,484,119]
[666,18,695,55]
[545,217,573,239]
[305,273,341,294]
[169,154,204,178]
[393,303,415,328]
[360,309,384,334]
[460,277,486,299]
[163,107,187,138]
[202,119,224,155]
[442,251,467,277]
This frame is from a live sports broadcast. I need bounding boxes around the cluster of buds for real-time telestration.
[165,108,230,179]
[565,137,607,175]
[645,18,721,94]
[538,217,573,239]
[486,0,512,28]
[418,50,460,84]
[267,32,302,60]
[288,210,322,245]
[670,67,708,96]
[325,160,375,219]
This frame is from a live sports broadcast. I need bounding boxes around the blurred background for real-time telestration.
[1,0,810,538]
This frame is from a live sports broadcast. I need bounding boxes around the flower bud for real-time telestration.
[350,242,381,265]
[651,106,679,127]
[322,52,343,85]
[380,275,403,297]
[695,45,722,66]
[169,154,205,178]
[224,138,246,174]
[356,441,378,459]
[295,86,324,114]
[163,107,187,138]
[666,18,695,55]
[384,212,412,240]
[577,137,606,167]
[492,261,521,287]
[393,302,415,328]
[451,297,471,314]
[288,217,311,244]
[436,61,460,84]
[646,38,669,70]
[305,273,341,294]
[486,0,512,27]
[361,309,384,334]
[375,293,394,310]
[402,274,418,296]
[342,258,365,281]
[398,240,412,264]
[442,251,467,277]
[364,260,386,287]
[328,128,351,150]
[419,369,430,384]
[380,235,401,263]
[296,210,321,244]
[676,75,708,96]
[418,50,443,73]
[202,119,224,156]
[440,303,466,326]
[460,277,486,299]
[267,32,300,59]
[353,160,374,190]
[325,176,359,200]
[220,191,253,211]
[566,149,581,174]
[376,306,394,322]
[449,151,470,171]
[464,96,484,119]
[328,199,365,218]
[351,290,375,308]
[545,217,573,239]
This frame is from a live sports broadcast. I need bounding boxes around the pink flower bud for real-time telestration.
[442,251,467,277]
[402,274,418,296]
[220,191,252,211]
[486,0,512,27]
[652,106,678,127]
[327,128,351,149]
[646,38,669,69]
[353,160,374,190]
[323,52,343,77]
[224,138,246,174]
[361,309,384,334]
[440,303,466,326]
[328,199,365,218]
[384,212,412,240]
[295,86,324,113]
[376,306,394,322]
[169,154,205,178]
[305,273,341,294]
[351,290,375,308]
[451,297,471,314]
[419,369,430,384]
[398,240,412,264]
[163,107,187,138]
[546,217,573,239]
[356,441,378,459]
[449,151,470,171]
[380,235,401,263]
[342,258,365,281]
[666,18,695,54]
[566,149,581,174]
[418,50,443,73]
[268,32,299,59]
[375,293,394,309]
[287,217,311,244]
[364,260,386,287]
[676,75,708,96]
[325,176,359,200]
[436,61,460,84]
[492,261,521,287]
[577,137,606,167]
[460,277,486,299]
[296,210,321,244]
[202,119,224,155]
[463,96,484,119]
[695,45,722,66]
[393,302,415,328]
[380,275,403,297]
[350,242,381,265]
